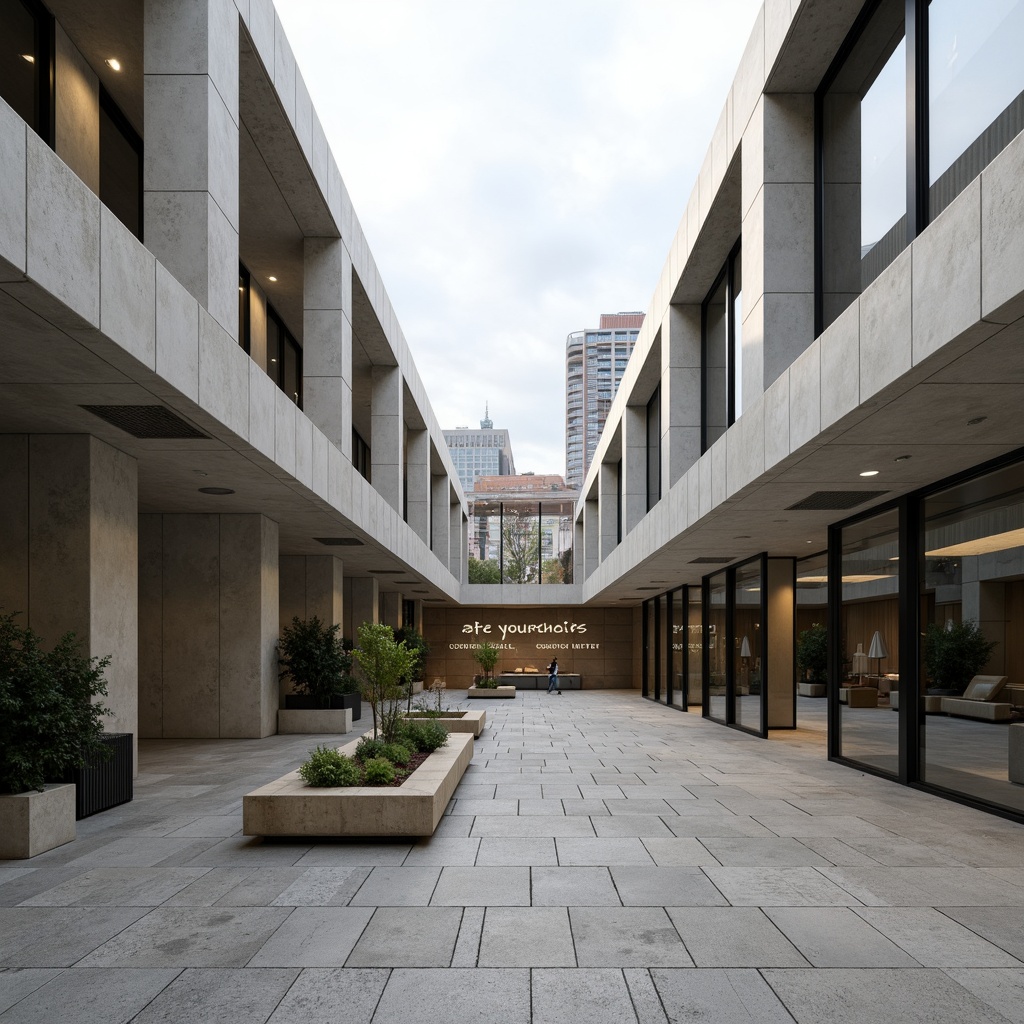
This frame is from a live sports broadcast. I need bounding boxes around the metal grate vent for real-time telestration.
[369,569,405,574]
[689,556,734,564]
[786,490,888,511]
[315,537,364,546]
[81,405,208,440]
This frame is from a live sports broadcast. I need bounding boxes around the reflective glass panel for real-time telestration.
[706,572,728,723]
[796,551,829,730]
[0,0,39,130]
[502,506,540,583]
[687,587,704,707]
[920,459,1024,813]
[703,274,728,450]
[733,561,763,734]
[670,588,685,708]
[467,500,501,583]
[838,508,900,775]
[657,592,669,703]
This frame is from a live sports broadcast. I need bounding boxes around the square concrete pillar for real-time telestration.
[584,498,599,578]
[661,304,702,488]
[405,428,430,541]
[766,558,796,729]
[622,405,647,534]
[0,436,139,769]
[573,518,584,584]
[431,474,450,562]
[599,462,619,562]
[371,364,403,512]
[279,554,344,633]
[380,592,401,629]
[144,0,239,338]
[138,513,278,739]
[303,237,353,455]
[347,576,379,638]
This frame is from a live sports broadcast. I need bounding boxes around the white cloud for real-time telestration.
[277,0,763,476]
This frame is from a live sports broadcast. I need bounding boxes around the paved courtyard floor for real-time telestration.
[3,690,1024,1022]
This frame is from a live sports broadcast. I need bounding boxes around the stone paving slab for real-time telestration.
[5,690,1024,1022]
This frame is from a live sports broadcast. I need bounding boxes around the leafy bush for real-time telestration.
[472,641,501,681]
[353,622,416,742]
[475,676,499,689]
[297,745,360,787]
[923,620,997,693]
[362,756,397,786]
[278,617,354,707]
[394,627,429,682]
[400,719,449,754]
[380,742,412,767]
[0,612,112,795]
[796,623,828,684]
[355,736,387,760]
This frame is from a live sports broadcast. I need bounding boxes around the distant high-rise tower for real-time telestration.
[565,312,644,489]
[443,405,516,494]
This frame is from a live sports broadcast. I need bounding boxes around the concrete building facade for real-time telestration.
[565,312,643,489]
[442,409,516,495]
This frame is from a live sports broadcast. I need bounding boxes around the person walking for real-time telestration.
[547,657,561,694]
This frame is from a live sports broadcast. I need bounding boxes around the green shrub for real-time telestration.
[363,756,397,786]
[297,745,360,787]
[796,623,828,684]
[0,612,112,795]
[380,742,412,767]
[278,616,354,708]
[472,641,500,680]
[400,720,449,753]
[475,677,499,689]
[355,736,387,761]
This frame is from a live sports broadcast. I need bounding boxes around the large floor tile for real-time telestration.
[373,969,530,1024]
[430,866,530,906]
[345,907,462,967]
[569,907,693,967]
[652,968,794,1023]
[0,907,149,968]
[532,968,638,1024]
[265,968,389,1024]
[131,968,298,1023]
[665,907,808,968]
[477,907,576,967]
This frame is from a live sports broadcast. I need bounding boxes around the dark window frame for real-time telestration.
[266,302,302,408]
[646,385,661,512]
[238,263,251,354]
[700,239,742,454]
[98,84,143,241]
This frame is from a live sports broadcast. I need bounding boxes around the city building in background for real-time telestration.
[565,312,644,489]
[442,407,516,494]
[467,474,577,584]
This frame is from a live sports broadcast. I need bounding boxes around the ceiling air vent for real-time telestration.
[81,405,208,440]
[369,569,404,575]
[689,556,734,564]
[786,490,887,511]
[315,537,364,546]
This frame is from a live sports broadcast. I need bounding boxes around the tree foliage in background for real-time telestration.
[796,622,828,684]
[0,612,112,794]
[923,620,997,693]
[352,622,415,742]
[472,640,501,682]
[393,626,429,681]
[468,557,501,584]
[502,511,539,583]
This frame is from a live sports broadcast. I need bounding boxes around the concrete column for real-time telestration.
[584,498,599,578]
[406,428,430,541]
[371,364,403,512]
[431,474,450,562]
[144,0,239,337]
[599,462,619,562]
[573,518,584,584]
[741,94,815,399]
[0,435,138,767]
[380,592,401,630]
[303,238,353,456]
[621,405,647,534]
[449,501,464,584]
[139,513,278,739]
[661,305,702,488]
[279,555,344,632]
[766,558,796,728]
[347,577,379,639]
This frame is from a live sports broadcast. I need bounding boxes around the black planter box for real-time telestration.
[284,692,361,721]
[64,732,134,820]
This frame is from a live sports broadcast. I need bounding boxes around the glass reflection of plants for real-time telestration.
[923,621,996,695]
[796,623,828,685]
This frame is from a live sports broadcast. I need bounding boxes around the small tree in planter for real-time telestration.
[923,620,997,695]
[353,622,415,742]
[278,617,356,709]
[0,612,111,795]
[472,641,501,684]
[796,623,828,685]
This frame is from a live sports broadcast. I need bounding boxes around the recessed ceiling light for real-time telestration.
[105,58,122,71]
[198,486,234,495]
[967,416,987,425]
[21,53,35,63]
[894,455,912,462]
[859,470,880,477]
[268,275,277,282]
[734,535,751,539]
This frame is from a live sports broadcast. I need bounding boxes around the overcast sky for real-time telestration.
[276,0,764,478]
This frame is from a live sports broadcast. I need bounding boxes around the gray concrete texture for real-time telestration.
[3,690,1024,1022]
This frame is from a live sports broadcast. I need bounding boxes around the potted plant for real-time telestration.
[0,612,112,858]
[923,620,997,695]
[472,641,501,684]
[278,616,360,720]
[352,621,416,741]
[796,622,827,693]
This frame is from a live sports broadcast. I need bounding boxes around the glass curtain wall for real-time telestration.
[835,506,901,775]
[669,588,685,708]
[705,572,728,723]
[688,587,704,708]
[920,458,1024,814]
[656,592,669,704]
[733,560,764,734]
[466,500,575,584]
[0,0,51,142]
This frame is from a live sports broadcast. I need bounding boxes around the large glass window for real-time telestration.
[920,458,1024,814]
[836,507,900,776]
[929,0,1024,221]
[821,0,906,329]
[705,572,728,723]
[267,304,302,407]
[687,586,704,708]
[702,243,741,452]
[99,88,142,240]
[646,386,661,512]
[733,560,764,734]
[669,588,685,708]
[238,264,251,354]
[0,0,51,141]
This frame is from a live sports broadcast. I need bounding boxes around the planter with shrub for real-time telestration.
[277,616,360,732]
[923,620,997,696]
[0,612,113,858]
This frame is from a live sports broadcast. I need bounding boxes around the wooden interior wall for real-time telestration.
[841,598,900,677]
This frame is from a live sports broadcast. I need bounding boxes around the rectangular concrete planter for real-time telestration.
[467,685,516,699]
[0,783,77,859]
[402,709,487,737]
[277,708,352,734]
[243,731,474,838]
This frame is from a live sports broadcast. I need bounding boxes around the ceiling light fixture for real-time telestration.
[105,58,122,71]
[859,470,880,477]
[967,416,987,425]
[894,455,912,462]
[198,486,234,495]
[268,275,277,282]
[21,53,35,63]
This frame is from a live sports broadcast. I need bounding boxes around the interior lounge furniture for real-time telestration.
[940,675,1012,722]
[890,692,944,713]
[839,686,878,708]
